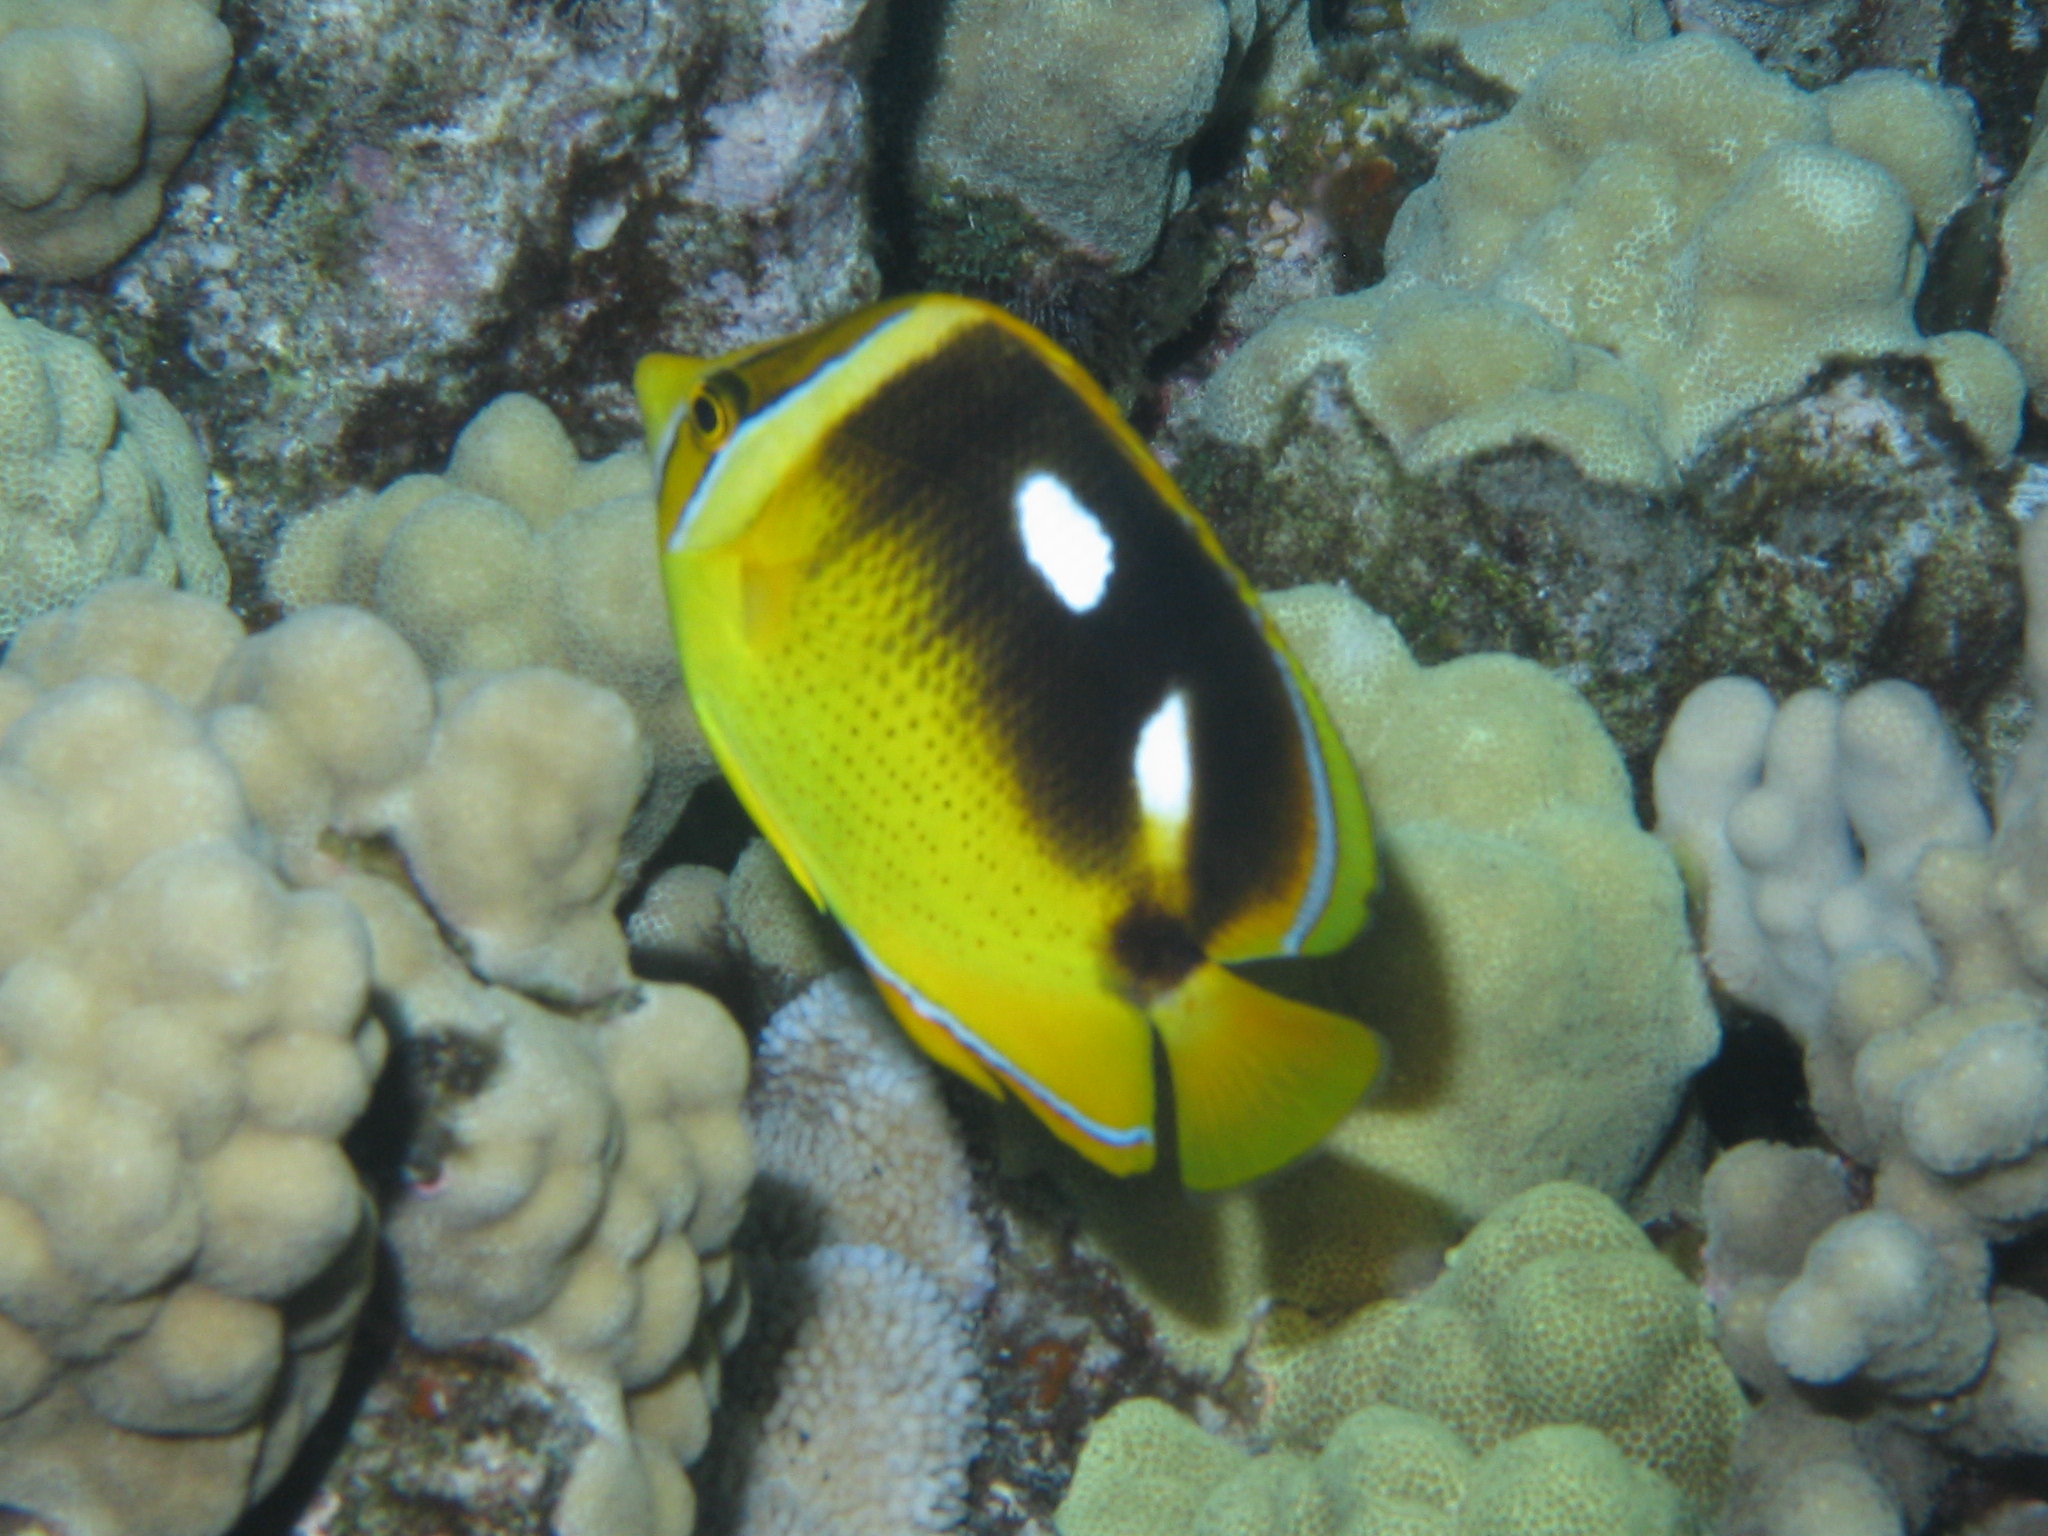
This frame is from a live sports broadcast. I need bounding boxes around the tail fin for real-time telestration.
[1148,961,1379,1190]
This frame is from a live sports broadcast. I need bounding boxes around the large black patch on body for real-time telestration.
[818,320,1312,945]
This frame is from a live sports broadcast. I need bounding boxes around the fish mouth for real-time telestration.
[1110,902,1204,1002]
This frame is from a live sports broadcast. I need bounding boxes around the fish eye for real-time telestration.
[692,392,724,438]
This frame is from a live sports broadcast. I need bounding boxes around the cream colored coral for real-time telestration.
[1665,509,2048,1521]
[267,393,714,869]
[1407,0,1670,91]
[915,0,1237,271]
[1204,35,2019,487]
[724,1244,980,1536]
[749,971,990,1304]
[0,303,226,642]
[0,597,382,1535]
[1995,74,2048,412]
[384,669,646,1004]
[723,835,849,1009]
[627,862,730,977]
[714,972,988,1534]
[0,579,756,1536]
[0,0,230,279]
[1654,676,1988,1043]
[1061,1240,1720,1536]
[208,603,644,1006]
[1070,584,1718,1373]
[1252,1183,1745,1517]
[371,872,752,1536]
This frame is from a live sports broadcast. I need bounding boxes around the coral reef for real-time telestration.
[1056,1184,1745,1535]
[0,580,752,1536]
[1201,34,2016,488]
[709,972,989,1534]
[0,302,225,644]
[0,0,230,279]
[1407,0,1671,91]
[267,392,714,871]
[1653,502,2048,1529]
[1178,342,2024,785]
[913,0,1249,274]
[0,611,379,1536]
[1994,71,2048,418]
[1063,584,1717,1372]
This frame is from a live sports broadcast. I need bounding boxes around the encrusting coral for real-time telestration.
[0,301,226,645]
[0,579,753,1536]
[1056,1184,1745,1536]
[1067,584,1718,1373]
[1654,493,2048,1530]
[266,392,716,871]
[1200,32,2020,489]
[711,971,988,1535]
[0,0,230,279]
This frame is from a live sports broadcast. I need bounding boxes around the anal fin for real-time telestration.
[871,972,1007,1100]
[1148,961,1380,1190]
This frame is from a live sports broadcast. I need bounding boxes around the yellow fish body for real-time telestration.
[637,295,1380,1189]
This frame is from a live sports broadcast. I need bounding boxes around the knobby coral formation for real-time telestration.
[0,580,752,1536]
[916,0,1284,272]
[1654,499,2048,1529]
[1201,33,2019,488]
[0,301,225,645]
[0,0,230,278]
[266,392,715,872]
[1057,1184,1745,1535]
[1065,584,1718,1372]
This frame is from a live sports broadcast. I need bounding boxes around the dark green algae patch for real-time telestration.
[1171,353,2026,798]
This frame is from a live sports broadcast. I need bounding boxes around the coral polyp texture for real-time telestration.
[712,972,988,1535]
[1063,584,1717,1372]
[1655,502,2048,1530]
[0,0,230,279]
[0,303,225,645]
[1406,0,1672,90]
[1994,73,2048,418]
[0,587,380,1535]
[1057,1184,1745,1536]
[0,580,753,1536]
[1200,33,2019,488]
[915,0,1252,273]
[267,392,715,872]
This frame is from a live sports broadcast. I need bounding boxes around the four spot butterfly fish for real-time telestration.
[637,294,1381,1190]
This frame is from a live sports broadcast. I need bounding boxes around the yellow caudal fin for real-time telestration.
[1148,961,1380,1190]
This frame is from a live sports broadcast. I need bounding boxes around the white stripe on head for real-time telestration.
[669,309,918,554]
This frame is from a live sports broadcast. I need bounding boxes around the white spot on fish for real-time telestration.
[1135,689,1192,827]
[1016,471,1114,611]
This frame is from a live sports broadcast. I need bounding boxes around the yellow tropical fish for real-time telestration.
[637,294,1380,1189]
